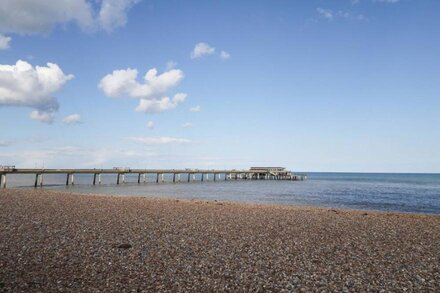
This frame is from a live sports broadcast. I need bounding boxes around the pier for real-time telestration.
[0,166,306,188]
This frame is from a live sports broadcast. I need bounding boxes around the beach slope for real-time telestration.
[0,189,439,291]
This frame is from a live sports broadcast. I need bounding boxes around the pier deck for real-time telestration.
[0,166,306,188]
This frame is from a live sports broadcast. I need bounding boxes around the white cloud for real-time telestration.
[129,136,191,145]
[146,120,154,129]
[99,67,187,113]
[374,0,399,3]
[0,0,94,34]
[0,0,141,35]
[0,140,11,147]
[99,68,183,99]
[136,93,186,113]
[317,8,334,20]
[63,114,82,125]
[317,8,365,21]
[98,0,140,32]
[0,146,156,168]
[0,34,11,49]
[182,122,193,128]
[30,110,55,123]
[220,50,231,60]
[191,42,215,59]
[0,60,74,123]
[189,105,201,112]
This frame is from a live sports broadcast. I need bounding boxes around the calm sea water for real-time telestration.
[4,172,440,215]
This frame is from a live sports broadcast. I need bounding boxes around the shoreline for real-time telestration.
[42,188,440,217]
[9,187,440,217]
[1,189,439,291]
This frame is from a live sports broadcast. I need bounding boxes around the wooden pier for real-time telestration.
[0,166,306,188]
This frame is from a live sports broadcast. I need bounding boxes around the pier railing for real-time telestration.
[0,167,307,188]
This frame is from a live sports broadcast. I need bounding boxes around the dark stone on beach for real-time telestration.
[362,213,368,216]
[117,243,132,249]
[329,209,339,214]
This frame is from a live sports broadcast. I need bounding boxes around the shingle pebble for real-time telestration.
[0,189,439,292]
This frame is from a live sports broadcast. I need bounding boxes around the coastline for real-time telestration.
[1,189,439,291]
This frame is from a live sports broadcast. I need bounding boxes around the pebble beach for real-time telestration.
[0,189,439,292]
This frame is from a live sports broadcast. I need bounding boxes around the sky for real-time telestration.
[0,0,440,173]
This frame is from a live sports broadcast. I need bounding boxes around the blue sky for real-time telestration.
[1,0,439,172]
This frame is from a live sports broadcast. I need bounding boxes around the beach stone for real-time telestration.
[117,243,132,249]
[1,189,439,292]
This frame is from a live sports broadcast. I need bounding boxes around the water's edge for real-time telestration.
[3,172,440,215]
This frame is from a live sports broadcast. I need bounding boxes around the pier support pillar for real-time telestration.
[71,174,74,185]
[213,173,216,181]
[137,173,141,184]
[143,173,146,183]
[161,173,164,182]
[173,173,176,182]
[1,174,5,188]
[99,174,102,184]
[93,173,97,185]
[40,174,43,187]
[117,173,120,185]
[35,174,39,188]
[201,173,204,182]
[178,174,181,182]
[66,174,70,186]
[156,173,159,183]
[188,173,191,182]
[122,174,125,183]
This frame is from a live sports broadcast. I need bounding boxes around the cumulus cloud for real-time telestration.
[63,114,82,125]
[189,105,201,112]
[129,136,191,145]
[136,93,186,113]
[0,0,94,34]
[0,0,141,35]
[220,51,231,60]
[99,67,187,114]
[146,120,154,129]
[0,34,11,49]
[191,42,215,59]
[0,60,74,123]
[99,68,183,99]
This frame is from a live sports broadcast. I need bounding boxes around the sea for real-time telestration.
[3,172,440,215]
